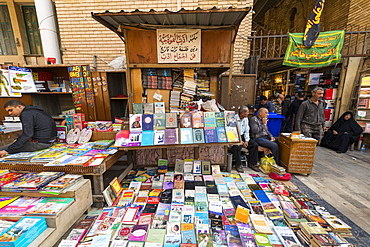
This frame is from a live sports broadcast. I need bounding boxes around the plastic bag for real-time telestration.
[108,55,126,70]
[259,155,276,173]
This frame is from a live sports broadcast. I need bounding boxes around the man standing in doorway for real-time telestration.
[295,87,325,143]
[230,106,259,172]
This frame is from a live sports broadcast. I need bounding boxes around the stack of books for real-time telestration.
[181,69,197,106]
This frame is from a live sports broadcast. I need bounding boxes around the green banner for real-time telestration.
[283,30,344,68]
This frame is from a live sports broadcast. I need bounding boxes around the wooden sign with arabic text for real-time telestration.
[157,29,201,63]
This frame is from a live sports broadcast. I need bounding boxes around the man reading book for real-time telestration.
[0,100,57,157]
[230,106,259,172]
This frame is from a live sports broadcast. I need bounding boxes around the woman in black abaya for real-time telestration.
[321,112,363,153]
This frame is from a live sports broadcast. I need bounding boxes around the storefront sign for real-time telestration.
[157,29,201,63]
[283,30,344,68]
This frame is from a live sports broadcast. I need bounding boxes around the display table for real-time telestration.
[278,133,318,175]
[0,150,130,206]
[0,179,92,247]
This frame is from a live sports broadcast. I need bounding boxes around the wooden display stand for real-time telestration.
[0,179,92,247]
[0,128,22,147]
[278,133,318,175]
[0,151,129,207]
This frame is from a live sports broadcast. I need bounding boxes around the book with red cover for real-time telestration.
[0,173,24,188]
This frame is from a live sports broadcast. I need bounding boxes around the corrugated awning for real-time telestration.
[91,7,251,38]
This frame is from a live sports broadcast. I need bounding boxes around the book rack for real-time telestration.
[0,179,92,247]
[0,150,129,207]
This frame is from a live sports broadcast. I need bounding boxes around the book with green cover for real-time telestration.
[133,103,144,114]
[146,229,166,243]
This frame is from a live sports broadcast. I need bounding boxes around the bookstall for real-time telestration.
[92,8,252,168]
[0,176,92,247]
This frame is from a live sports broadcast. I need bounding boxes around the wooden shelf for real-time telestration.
[356,119,370,121]
[35,92,72,95]
[110,97,128,100]
[358,96,370,99]
[358,108,370,110]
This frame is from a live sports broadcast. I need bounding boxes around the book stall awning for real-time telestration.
[91,7,251,39]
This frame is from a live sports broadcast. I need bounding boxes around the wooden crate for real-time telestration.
[0,179,93,247]
[278,134,318,175]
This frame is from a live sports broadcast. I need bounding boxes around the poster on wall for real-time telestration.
[157,29,201,63]
[0,69,21,97]
[8,66,37,93]
[283,30,345,68]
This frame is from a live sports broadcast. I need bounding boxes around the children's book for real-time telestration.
[25,197,74,215]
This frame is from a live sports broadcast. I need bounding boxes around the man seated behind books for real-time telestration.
[249,108,280,165]
[230,106,259,172]
[0,100,57,157]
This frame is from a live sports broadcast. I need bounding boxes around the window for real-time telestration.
[22,6,42,55]
[0,5,17,55]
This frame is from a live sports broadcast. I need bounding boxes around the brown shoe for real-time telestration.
[248,164,260,172]
[236,165,244,173]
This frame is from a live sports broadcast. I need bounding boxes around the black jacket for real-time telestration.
[6,106,57,153]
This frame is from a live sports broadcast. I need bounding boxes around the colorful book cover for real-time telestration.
[142,130,155,146]
[142,114,154,131]
[213,229,227,247]
[129,224,149,241]
[180,128,193,144]
[25,197,74,215]
[215,112,225,127]
[133,103,144,114]
[128,131,142,146]
[204,112,216,127]
[192,128,205,144]
[166,113,178,128]
[155,102,165,113]
[181,223,196,244]
[180,112,192,128]
[154,113,166,130]
[225,127,239,142]
[165,128,179,145]
[192,160,202,174]
[204,127,218,143]
[0,196,20,209]
[130,114,142,132]
[224,111,237,127]
[192,111,204,128]
[158,159,168,173]
[114,130,130,147]
[216,127,227,142]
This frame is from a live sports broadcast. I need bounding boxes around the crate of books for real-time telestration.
[0,217,47,247]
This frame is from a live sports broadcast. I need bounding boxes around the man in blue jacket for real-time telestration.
[0,100,57,157]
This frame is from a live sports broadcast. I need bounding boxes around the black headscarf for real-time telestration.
[330,111,363,139]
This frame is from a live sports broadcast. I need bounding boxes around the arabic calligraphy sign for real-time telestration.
[283,30,344,68]
[303,0,325,48]
[157,29,201,63]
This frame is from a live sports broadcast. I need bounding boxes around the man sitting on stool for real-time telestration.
[250,108,280,165]
[230,106,259,172]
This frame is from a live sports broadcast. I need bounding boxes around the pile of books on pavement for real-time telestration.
[57,159,354,247]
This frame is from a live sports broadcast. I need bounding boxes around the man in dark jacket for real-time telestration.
[0,100,57,157]
[284,91,305,132]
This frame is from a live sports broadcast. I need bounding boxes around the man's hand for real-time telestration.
[0,150,8,158]
[242,141,248,148]
[333,130,338,135]
[270,137,275,142]
[262,118,268,125]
